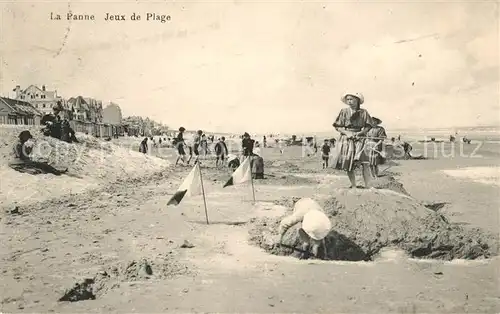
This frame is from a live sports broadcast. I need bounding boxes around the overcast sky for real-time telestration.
[1,0,498,134]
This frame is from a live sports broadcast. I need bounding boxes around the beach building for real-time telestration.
[102,102,123,125]
[0,96,43,125]
[84,97,103,123]
[12,85,66,116]
[67,96,103,123]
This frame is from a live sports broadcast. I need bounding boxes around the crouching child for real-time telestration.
[278,198,332,259]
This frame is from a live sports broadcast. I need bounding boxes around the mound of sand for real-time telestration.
[370,175,409,195]
[59,256,193,302]
[265,160,301,172]
[0,126,170,207]
[249,184,498,261]
[256,174,318,185]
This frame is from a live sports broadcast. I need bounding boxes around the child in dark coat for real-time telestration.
[321,139,331,169]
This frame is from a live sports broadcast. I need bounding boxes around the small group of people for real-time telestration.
[8,101,82,176]
[169,127,264,178]
[450,132,471,144]
[41,101,78,144]
[173,127,229,168]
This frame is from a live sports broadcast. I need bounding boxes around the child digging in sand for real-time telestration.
[278,198,332,259]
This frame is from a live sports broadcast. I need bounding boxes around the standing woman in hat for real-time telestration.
[365,117,387,178]
[333,93,375,188]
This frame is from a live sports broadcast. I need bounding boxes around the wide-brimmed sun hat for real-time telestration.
[341,93,364,105]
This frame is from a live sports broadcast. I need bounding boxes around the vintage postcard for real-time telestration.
[1,0,499,313]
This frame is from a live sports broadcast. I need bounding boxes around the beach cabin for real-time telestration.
[0,96,43,125]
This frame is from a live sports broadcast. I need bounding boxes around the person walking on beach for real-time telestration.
[200,133,209,156]
[333,92,374,189]
[366,117,387,178]
[214,136,229,168]
[402,141,413,159]
[139,137,148,154]
[174,127,187,166]
[191,130,202,164]
[321,139,331,169]
[184,136,196,165]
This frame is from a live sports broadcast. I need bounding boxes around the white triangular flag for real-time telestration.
[167,163,202,206]
[223,156,252,188]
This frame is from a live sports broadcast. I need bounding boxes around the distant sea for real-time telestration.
[276,126,500,143]
[386,126,500,142]
[180,125,500,143]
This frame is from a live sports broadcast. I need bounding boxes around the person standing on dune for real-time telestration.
[366,117,387,178]
[9,130,68,176]
[332,92,374,189]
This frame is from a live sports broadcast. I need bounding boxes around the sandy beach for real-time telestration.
[1,126,499,313]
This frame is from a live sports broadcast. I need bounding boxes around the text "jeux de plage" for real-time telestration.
[51,12,172,23]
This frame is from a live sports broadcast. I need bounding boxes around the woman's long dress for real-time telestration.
[333,107,374,171]
[366,126,387,166]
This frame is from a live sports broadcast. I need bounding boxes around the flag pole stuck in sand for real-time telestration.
[167,163,208,223]
[249,157,256,204]
[197,161,210,224]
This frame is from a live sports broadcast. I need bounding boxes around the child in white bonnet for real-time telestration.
[278,198,332,259]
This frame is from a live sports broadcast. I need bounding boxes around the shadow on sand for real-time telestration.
[187,220,248,226]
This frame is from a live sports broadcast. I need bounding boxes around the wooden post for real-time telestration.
[198,163,210,224]
[249,156,256,204]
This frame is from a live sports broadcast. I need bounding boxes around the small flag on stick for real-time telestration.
[167,163,203,206]
[223,156,252,188]
[223,156,256,203]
